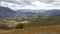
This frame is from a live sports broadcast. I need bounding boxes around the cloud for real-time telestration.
[32,1,50,6]
[0,0,60,10]
[0,1,22,10]
[39,0,54,3]
[0,0,32,5]
[51,0,60,5]
[0,0,55,5]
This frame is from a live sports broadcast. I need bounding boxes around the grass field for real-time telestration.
[0,25,60,34]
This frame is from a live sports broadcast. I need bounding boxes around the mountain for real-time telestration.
[16,9,42,14]
[0,6,17,19]
[43,9,60,15]
[16,9,60,16]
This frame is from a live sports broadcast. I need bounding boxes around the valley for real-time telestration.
[0,6,60,34]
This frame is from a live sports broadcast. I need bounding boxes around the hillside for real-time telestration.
[0,6,17,19]
[0,25,60,34]
[0,13,60,29]
[43,9,60,16]
[25,14,60,27]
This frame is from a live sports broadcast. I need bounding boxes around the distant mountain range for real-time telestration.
[43,9,60,15]
[0,6,17,19]
[0,6,60,19]
[16,9,45,15]
[16,9,60,15]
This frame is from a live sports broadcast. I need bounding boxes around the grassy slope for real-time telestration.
[27,14,60,27]
[0,25,60,34]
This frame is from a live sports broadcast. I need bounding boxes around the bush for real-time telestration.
[0,24,9,30]
[15,24,24,29]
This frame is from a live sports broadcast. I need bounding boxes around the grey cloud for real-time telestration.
[0,0,59,6]
[23,0,32,5]
[39,0,54,3]
[0,0,55,5]
[0,0,20,4]
[0,0,60,10]
[0,0,32,5]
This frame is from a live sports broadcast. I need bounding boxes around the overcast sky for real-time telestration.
[0,0,60,10]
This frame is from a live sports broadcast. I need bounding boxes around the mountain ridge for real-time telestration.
[16,9,60,15]
[0,6,17,19]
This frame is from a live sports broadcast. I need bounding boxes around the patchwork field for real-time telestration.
[0,25,60,34]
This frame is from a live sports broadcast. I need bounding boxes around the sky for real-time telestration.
[0,0,60,10]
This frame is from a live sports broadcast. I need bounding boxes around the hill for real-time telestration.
[25,14,60,27]
[0,6,17,19]
[43,9,60,15]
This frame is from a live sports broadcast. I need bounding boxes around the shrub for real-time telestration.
[0,24,9,30]
[15,24,24,29]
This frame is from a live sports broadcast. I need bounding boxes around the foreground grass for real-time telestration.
[0,25,60,34]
